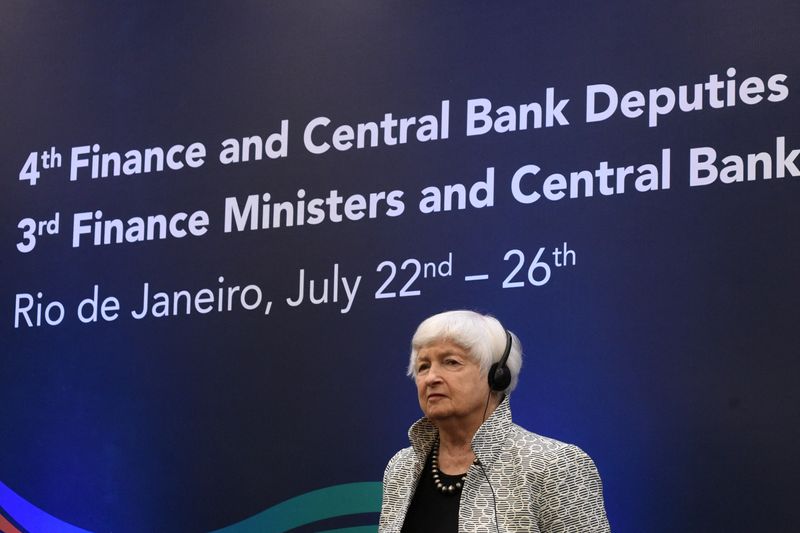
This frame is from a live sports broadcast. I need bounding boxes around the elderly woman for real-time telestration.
[379,310,610,533]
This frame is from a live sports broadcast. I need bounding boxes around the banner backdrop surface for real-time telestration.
[1,2,799,532]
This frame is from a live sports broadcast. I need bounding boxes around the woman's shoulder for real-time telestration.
[503,425,605,496]
[507,424,598,468]
[501,427,609,530]
[509,423,569,449]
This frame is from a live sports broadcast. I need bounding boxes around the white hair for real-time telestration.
[407,309,523,393]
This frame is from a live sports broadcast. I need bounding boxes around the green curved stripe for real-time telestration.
[210,481,382,533]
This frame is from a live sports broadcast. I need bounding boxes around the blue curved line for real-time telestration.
[210,481,382,533]
[0,481,93,533]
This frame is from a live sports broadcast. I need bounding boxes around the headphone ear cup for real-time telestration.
[488,362,511,391]
[489,329,514,392]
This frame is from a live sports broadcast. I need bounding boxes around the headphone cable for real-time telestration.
[477,390,502,533]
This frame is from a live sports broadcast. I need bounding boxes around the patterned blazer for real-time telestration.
[379,398,611,532]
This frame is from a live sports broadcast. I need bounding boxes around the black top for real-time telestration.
[401,450,464,533]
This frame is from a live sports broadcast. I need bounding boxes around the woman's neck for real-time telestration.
[436,432,475,475]
[435,395,502,473]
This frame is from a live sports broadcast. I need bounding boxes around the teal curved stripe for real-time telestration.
[210,481,382,533]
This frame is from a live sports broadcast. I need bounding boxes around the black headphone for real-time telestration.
[488,329,513,391]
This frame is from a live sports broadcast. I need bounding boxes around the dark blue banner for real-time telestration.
[1,2,798,532]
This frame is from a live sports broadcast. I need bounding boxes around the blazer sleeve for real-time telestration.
[535,444,611,533]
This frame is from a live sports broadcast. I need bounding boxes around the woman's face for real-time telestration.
[414,339,489,425]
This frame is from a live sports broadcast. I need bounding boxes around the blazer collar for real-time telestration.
[407,395,513,467]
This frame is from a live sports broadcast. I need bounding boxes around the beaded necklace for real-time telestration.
[431,439,477,495]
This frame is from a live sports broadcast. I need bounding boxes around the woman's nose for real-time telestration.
[424,364,443,383]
